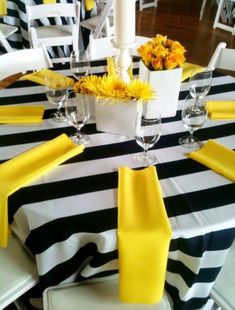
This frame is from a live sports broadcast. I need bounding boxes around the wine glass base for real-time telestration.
[178,135,201,149]
[70,133,90,145]
[133,152,157,166]
[50,112,66,123]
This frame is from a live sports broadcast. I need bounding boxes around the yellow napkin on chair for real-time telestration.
[85,0,95,11]
[118,166,172,304]
[206,100,235,120]
[0,0,7,15]
[43,0,56,3]
[188,139,235,181]
[0,134,84,248]
[181,62,205,82]
[0,105,45,123]
[20,69,74,87]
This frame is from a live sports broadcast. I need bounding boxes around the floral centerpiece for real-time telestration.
[137,34,186,71]
[138,34,187,117]
[73,71,155,137]
[73,74,154,102]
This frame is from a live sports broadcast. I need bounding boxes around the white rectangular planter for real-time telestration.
[139,60,182,117]
[95,99,141,137]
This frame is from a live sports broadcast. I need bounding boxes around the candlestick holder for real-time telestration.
[111,39,137,83]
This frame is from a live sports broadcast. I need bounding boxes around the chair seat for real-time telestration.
[35,25,73,39]
[0,23,18,37]
[43,277,172,310]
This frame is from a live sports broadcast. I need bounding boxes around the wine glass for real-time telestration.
[179,95,207,148]
[70,50,90,81]
[133,107,161,166]
[45,74,68,122]
[65,91,90,144]
[189,69,212,103]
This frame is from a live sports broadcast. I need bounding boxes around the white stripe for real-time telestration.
[166,271,214,301]
[169,249,229,273]
[35,230,117,275]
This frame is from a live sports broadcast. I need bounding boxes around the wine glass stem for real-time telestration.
[188,131,194,143]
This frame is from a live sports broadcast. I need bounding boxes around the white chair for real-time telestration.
[26,3,80,63]
[213,0,235,35]
[208,42,235,71]
[210,240,235,310]
[0,233,38,309]
[43,277,172,310]
[139,0,158,11]
[0,23,18,52]
[80,0,114,39]
[0,45,52,80]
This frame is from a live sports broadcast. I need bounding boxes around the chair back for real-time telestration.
[0,23,18,52]
[26,3,80,63]
[80,0,113,39]
[0,45,52,80]
[0,233,38,309]
[43,277,172,310]
[208,42,235,72]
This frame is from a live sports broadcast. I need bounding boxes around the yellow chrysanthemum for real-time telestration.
[126,79,155,101]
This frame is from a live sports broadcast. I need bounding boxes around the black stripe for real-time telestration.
[25,208,118,253]
[169,228,235,255]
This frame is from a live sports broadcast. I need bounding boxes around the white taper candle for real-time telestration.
[114,0,136,47]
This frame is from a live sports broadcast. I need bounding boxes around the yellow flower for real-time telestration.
[74,75,154,102]
[137,34,186,71]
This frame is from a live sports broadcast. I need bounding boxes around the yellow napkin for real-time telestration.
[181,62,205,82]
[0,0,7,15]
[85,0,95,11]
[188,139,235,181]
[0,134,84,247]
[0,105,44,123]
[107,57,133,79]
[118,166,172,304]
[43,0,56,3]
[20,69,74,87]
[206,100,235,120]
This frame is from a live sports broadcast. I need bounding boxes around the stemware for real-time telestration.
[179,95,207,148]
[70,50,90,81]
[65,91,90,144]
[189,69,212,103]
[133,107,161,166]
[45,74,68,122]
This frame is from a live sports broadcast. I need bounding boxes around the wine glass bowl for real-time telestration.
[133,108,161,166]
[65,91,90,144]
[70,50,90,81]
[189,69,212,103]
[45,74,68,122]
[179,95,207,148]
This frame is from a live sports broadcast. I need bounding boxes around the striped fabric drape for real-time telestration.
[1,60,235,310]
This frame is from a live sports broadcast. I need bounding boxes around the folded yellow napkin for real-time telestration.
[206,100,235,120]
[20,69,74,87]
[0,105,44,123]
[181,62,205,82]
[0,0,7,15]
[118,166,172,304]
[0,134,84,248]
[107,57,133,79]
[85,0,95,11]
[188,139,235,181]
[43,0,56,3]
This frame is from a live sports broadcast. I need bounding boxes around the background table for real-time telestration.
[1,60,235,310]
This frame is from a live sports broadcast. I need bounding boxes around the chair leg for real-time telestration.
[200,0,208,20]
[213,0,225,28]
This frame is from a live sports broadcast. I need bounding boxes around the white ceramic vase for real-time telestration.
[95,99,141,137]
[139,60,182,117]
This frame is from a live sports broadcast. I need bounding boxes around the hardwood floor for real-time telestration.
[2,1,235,309]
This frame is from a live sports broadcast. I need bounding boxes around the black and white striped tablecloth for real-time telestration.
[1,61,235,310]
